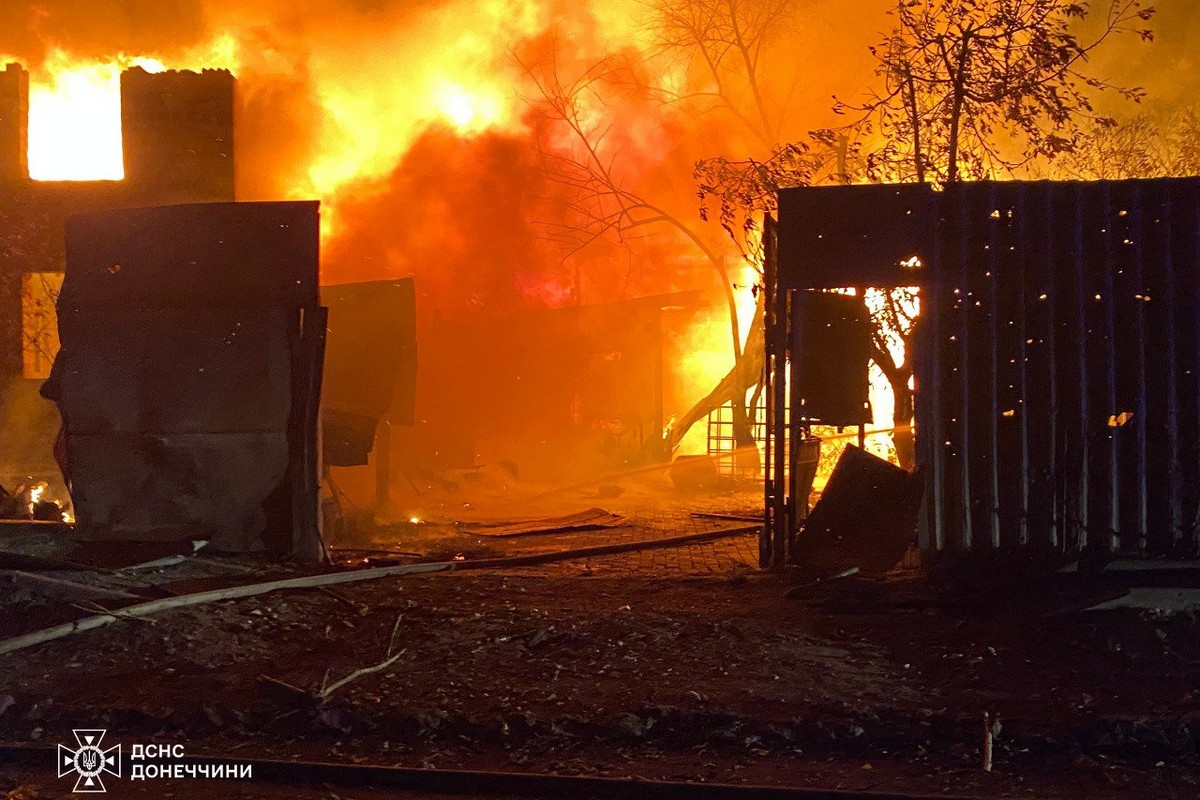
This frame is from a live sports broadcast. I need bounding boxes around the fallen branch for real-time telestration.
[982,712,1000,772]
[3,570,141,602]
[318,614,405,701]
[319,649,406,701]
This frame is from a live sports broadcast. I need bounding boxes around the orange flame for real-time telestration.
[9,4,916,466]
[25,52,164,180]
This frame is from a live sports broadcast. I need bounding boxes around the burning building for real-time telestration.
[0,62,235,492]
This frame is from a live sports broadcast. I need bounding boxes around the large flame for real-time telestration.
[7,0,940,465]
[25,52,164,180]
[14,34,241,180]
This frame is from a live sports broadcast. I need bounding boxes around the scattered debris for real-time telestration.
[318,615,406,701]
[795,445,922,574]
[1084,588,1200,614]
[1,571,140,602]
[0,526,758,657]
[0,482,65,522]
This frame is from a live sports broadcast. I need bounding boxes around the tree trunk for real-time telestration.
[657,294,765,460]
[903,68,925,184]
[890,369,915,470]
[872,342,915,471]
[946,33,973,184]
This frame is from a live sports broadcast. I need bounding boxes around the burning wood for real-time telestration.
[0,480,67,522]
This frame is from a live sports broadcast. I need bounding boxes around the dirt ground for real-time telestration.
[1,486,1199,799]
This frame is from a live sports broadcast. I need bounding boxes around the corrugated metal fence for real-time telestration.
[924,179,1200,556]
[773,178,1200,561]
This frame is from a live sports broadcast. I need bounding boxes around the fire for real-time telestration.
[435,81,504,133]
[667,259,760,455]
[286,2,546,204]
[25,52,164,180]
[27,482,45,513]
[6,3,919,477]
[16,36,238,181]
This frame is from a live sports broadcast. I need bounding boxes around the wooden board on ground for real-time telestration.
[463,508,625,537]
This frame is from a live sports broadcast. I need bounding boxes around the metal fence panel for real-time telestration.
[776,178,1200,559]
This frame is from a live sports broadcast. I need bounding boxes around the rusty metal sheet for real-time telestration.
[60,201,319,310]
[45,202,319,552]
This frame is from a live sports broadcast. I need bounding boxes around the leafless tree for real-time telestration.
[693,0,1155,467]
[519,0,812,458]
[1061,106,1200,179]
[518,47,767,456]
[651,0,801,150]
[821,0,1154,464]
[649,0,819,454]
[19,273,62,379]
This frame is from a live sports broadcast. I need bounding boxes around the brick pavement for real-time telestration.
[497,530,760,577]
[345,482,767,578]
[473,490,764,577]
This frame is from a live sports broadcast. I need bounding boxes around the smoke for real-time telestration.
[321,126,565,315]
[0,1,206,66]
[1095,0,1200,110]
